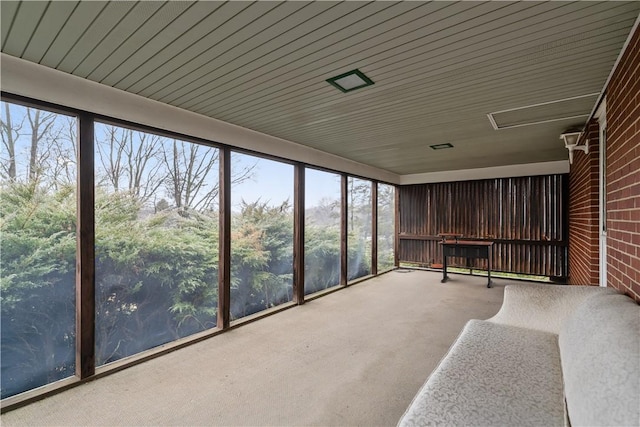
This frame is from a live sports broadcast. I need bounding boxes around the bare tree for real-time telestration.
[95,126,164,204]
[125,130,164,203]
[26,108,57,182]
[162,141,259,212]
[94,125,258,213]
[46,115,78,189]
[163,141,220,211]
[348,177,372,233]
[97,125,126,191]
[2,103,79,189]
[0,102,21,180]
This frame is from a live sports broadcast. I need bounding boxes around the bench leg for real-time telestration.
[441,256,449,283]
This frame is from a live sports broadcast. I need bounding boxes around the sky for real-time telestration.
[2,102,381,210]
[231,154,343,209]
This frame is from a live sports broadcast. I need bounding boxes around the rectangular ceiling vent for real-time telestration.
[487,93,599,130]
[430,143,453,150]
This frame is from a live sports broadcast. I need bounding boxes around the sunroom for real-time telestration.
[1,1,639,425]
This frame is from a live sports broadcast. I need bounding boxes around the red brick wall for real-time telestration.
[568,120,600,285]
[605,25,640,301]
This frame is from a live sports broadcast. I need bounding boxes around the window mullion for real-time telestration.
[76,112,96,379]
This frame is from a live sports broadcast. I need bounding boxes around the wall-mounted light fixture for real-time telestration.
[560,129,588,164]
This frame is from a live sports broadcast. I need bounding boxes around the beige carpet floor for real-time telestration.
[2,270,507,426]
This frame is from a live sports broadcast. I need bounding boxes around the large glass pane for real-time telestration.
[378,183,396,271]
[304,168,341,294]
[230,153,293,320]
[348,177,372,281]
[95,123,219,366]
[1,102,77,398]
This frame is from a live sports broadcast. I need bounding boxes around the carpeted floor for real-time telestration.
[1,270,507,426]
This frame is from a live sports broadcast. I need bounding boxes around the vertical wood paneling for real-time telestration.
[398,175,568,278]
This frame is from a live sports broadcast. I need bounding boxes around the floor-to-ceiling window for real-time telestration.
[377,183,396,271]
[230,153,294,320]
[1,102,78,398]
[0,96,396,403]
[304,168,341,294]
[94,123,220,365]
[347,177,372,281]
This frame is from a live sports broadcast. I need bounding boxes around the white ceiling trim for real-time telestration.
[400,160,570,185]
[0,53,400,184]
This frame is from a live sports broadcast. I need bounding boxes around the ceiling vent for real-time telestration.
[430,143,454,150]
[487,93,599,130]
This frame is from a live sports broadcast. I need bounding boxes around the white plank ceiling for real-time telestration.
[2,1,639,175]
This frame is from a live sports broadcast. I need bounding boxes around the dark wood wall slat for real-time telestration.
[398,175,568,278]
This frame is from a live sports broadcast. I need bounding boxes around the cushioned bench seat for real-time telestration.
[398,284,640,427]
[399,320,565,426]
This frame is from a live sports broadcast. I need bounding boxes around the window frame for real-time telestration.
[0,91,397,410]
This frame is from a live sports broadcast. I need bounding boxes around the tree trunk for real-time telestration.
[172,141,182,208]
[29,109,40,181]
[3,102,17,179]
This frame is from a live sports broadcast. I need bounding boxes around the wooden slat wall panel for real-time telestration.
[398,174,568,278]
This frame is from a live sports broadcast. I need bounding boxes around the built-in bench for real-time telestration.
[398,284,640,426]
